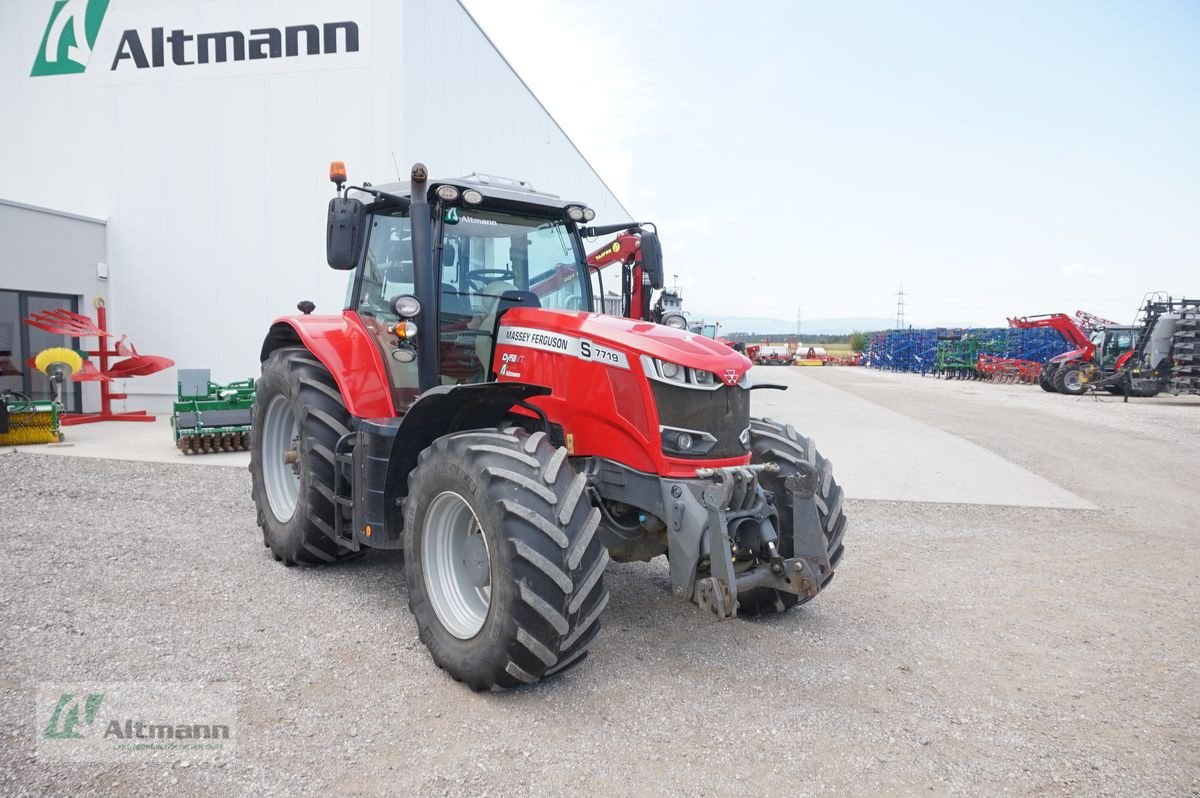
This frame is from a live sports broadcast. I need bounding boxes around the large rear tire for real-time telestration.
[1053,364,1086,396]
[738,418,847,617]
[403,428,610,690]
[1039,364,1058,392]
[250,347,358,566]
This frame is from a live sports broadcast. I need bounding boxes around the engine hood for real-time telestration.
[499,308,752,383]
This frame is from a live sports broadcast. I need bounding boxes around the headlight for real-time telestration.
[583,208,596,221]
[389,294,421,318]
[640,355,723,390]
[436,185,460,202]
[462,189,483,205]
[660,425,717,456]
[566,206,585,222]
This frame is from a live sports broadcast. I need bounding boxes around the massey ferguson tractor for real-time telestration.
[249,162,846,690]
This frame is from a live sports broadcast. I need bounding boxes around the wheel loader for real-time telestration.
[248,162,846,690]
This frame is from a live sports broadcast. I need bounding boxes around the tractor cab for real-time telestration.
[330,168,596,408]
[1090,327,1136,371]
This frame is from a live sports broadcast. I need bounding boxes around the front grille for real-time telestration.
[650,382,750,459]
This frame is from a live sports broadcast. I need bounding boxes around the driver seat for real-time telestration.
[473,282,541,372]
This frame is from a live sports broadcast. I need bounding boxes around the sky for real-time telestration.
[462,0,1199,328]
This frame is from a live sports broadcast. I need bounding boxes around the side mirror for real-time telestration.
[326,197,366,270]
[640,231,664,290]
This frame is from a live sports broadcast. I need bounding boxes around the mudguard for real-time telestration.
[352,381,553,548]
[259,311,395,418]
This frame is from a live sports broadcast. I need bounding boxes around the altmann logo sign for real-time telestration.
[31,0,111,76]
[31,0,363,78]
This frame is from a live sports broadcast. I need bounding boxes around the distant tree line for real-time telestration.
[724,331,876,354]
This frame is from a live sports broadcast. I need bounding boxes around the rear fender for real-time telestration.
[259,311,395,418]
[352,381,552,548]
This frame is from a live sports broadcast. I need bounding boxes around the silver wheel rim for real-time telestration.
[261,394,301,522]
[422,491,492,640]
[1064,371,1082,392]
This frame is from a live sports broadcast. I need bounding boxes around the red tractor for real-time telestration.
[248,163,846,690]
[1009,312,1143,396]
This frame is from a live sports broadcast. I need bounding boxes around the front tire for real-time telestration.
[738,418,847,617]
[404,428,610,690]
[250,347,358,566]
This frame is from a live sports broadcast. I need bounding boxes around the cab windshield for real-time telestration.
[352,206,590,392]
[353,208,589,320]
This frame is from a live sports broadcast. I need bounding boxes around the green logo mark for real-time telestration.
[44,693,104,739]
[443,207,460,225]
[31,0,111,77]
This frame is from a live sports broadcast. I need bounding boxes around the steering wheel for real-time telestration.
[466,269,515,292]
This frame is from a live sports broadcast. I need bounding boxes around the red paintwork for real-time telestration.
[587,232,650,321]
[494,308,753,478]
[1009,313,1094,365]
[1114,351,1135,370]
[272,311,397,418]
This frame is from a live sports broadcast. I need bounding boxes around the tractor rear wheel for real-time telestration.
[250,347,358,566]
[738,418,846,617]
[1053,365,1086,396]
[1038,364,1058,392]
[403,428,610,690]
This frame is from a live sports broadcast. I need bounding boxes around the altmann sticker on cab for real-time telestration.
[497,326,630,370]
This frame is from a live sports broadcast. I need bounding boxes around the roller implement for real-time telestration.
[0,391,60,446]
[248,162,848,690]
[172,369,255,454]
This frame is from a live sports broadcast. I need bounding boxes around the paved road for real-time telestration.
[1,367,1196,796]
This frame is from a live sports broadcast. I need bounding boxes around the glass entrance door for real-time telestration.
[0,289,83,412]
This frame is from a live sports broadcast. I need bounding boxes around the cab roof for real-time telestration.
[370,172,589,212]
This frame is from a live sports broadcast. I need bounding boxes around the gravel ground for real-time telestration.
[1,370,1197,796]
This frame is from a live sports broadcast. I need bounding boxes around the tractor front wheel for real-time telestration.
[404,428,610,690]
[250,347,358,566]
[738,418,846,617]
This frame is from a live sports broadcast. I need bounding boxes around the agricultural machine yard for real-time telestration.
[2,364,1196,795]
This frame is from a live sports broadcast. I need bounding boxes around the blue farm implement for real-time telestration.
[865,325,1072,379]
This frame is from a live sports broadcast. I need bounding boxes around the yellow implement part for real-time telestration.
[0,412,59,445]
[794,359,825,367]
[34,347,83,375]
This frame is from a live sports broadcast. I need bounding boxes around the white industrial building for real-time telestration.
[0,0,628,412]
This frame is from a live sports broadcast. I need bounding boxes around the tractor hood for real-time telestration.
[498,308,752,385]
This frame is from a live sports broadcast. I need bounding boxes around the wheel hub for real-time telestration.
[261,394,301,523]
[422,491,492,639]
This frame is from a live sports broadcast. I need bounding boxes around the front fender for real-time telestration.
[352,381,553,548]
[259,310,395,418]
